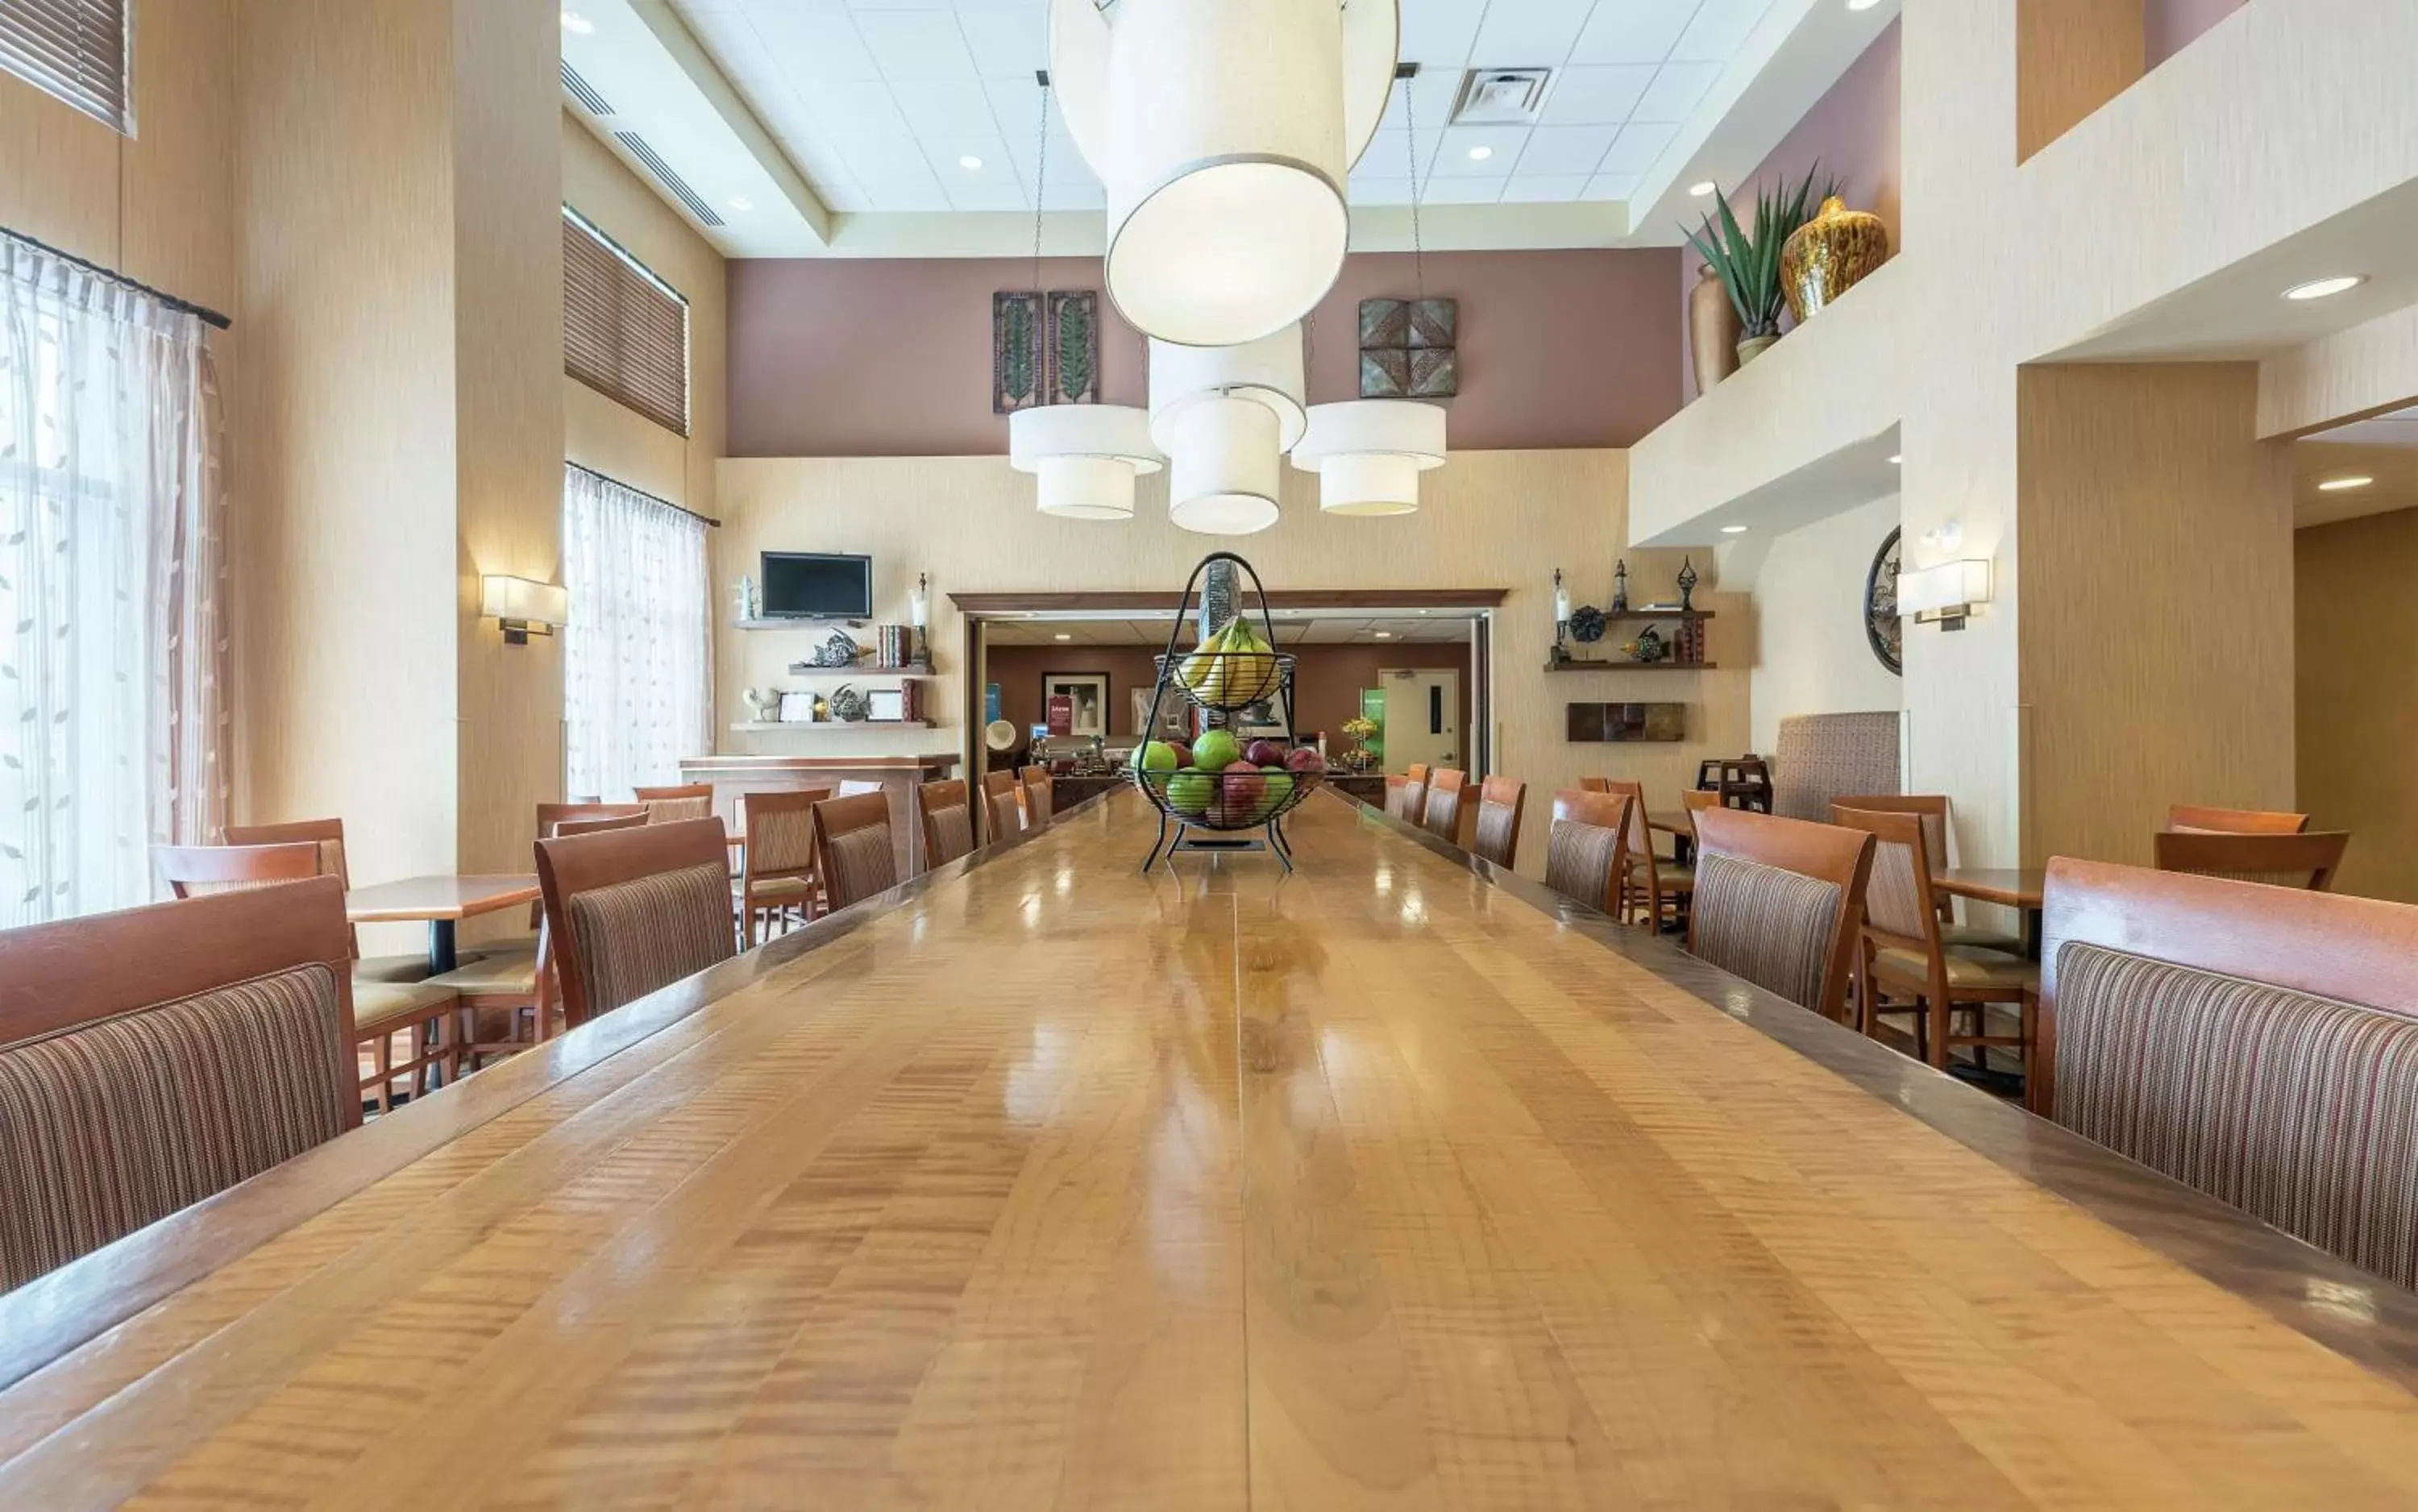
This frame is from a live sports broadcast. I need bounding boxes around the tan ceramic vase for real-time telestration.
[1689,264,1741,395]
[1780,196,1890,322]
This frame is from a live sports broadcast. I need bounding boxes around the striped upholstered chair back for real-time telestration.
[1422,769,1468,844]
[917,779,976,869]
[634,783,716,825]
[982,771,1024,843]
[2153,829,2349,892]
[2167,804,2310,835]
[1472,775,1527,867]
[1542,789,1631,916]
[0,879,359,1291]
[814,792,901,912]
[2040,859,2418,1287]
[1383,774,1415,821]
[1687,807,1873,1017]
[536,817,736,1030]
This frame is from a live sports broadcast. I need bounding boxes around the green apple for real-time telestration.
[1130,739,1180,773]
[1165,768,1213,816]
[1190,729,1241,773]
[1253,771,1294,821]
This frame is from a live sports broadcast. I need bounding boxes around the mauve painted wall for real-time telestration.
[1681,19,1900,401]
[728,247,1682,457]
[2146,0,2247,65]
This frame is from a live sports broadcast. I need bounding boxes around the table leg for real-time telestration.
[2023,906,2043,962]
[428,919,459,978]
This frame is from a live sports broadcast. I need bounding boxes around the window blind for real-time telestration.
[0,0,131,134]
[563,208,690,438]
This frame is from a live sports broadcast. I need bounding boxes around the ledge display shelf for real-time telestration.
[1543,659,1719,672]
[729,720,935,733]
[777,663,934,678]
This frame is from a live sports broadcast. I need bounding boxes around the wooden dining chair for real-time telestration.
[982,770,1024,843]
[155,842,462,1112]
[812,792,900,912]
[918,779,976,870]
[2153,829,2349,891]
[1402,763,1430,835]
[536,817,737,1032]
[1541,789,1631,916]
[2167,803,2311,834]
[1421,768,1468,844]
[1471,775,1527,867]
[1831,806,2036,1074]
[538,801,650,836]
[1828,793,2019,949]
[226,817,430,982]
[1020,766,1055,829]
[1383,774,1415,822]
[737,787,830,945]
[633,783,715,825]
[2038,858,2418,1286]
[0,879,360,1291]
[1596,779,1692,931]
[1686,808,1874,1019]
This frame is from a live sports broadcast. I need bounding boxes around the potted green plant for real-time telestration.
[1685,166,1834,369]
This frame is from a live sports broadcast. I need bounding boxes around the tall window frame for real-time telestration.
[561,205,690,437]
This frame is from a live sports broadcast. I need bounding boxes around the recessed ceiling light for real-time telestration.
[1374,630,1394,638]
[1053,631,1072,641]
[1468,145,1494,161]
[2317,475,2374,492]
[1721,524,1749,534]
[560,9,593,34]
[1888,453,1903,464]
[727,196,754,212]
[1689,181,1718,197]
[959,155,984,171]
[2284,275,2366,301]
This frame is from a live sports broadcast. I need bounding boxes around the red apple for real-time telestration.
[1244,739,1286,767]
[1217,769,1265,825]
[1283,746,1325,776]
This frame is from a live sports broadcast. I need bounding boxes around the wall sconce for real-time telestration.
[1897,559,1992,630]
[481,575,569,645]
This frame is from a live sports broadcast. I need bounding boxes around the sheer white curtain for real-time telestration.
[562,466,710,802]
[0,234,229,927]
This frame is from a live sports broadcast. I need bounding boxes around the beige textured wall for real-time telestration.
[2295,509,2418,903]
[1747,495,1905,756]
[2017,363,2295,869]
[2258,301,2418,440]
[717,452,1746,878]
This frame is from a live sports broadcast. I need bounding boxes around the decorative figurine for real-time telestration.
[734,575,758,622]
[1633,626,1667,664]
[1676,557,1698,612]
[1570,605,1606,644]
[1553,567,1571,658]
[1610,559,1630,614]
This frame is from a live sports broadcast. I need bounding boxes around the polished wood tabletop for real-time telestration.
[342,874,542,922]
[1930,866,2050,909]
[10,793,2418,1506]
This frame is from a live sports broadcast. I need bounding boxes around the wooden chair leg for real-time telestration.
[1925,996,1949,1069]
[372,1033,393,1115]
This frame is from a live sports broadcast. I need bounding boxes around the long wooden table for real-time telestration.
[9,791,2418,1505]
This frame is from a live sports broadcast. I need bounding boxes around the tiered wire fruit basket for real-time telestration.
[1129,552,1325,873]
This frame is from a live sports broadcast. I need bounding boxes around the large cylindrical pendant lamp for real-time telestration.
[1009,405,1162,520]
[1292,400,1448,516]
[1165,397,1282,535]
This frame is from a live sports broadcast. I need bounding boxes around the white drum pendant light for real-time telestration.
[1010,405,1162,519]
[1294,399,1447,515]
[1165,397,1282,535]
[1051,0,1399,349]
[1147,322,1307,452]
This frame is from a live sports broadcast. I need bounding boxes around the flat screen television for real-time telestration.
[761,551,872,620]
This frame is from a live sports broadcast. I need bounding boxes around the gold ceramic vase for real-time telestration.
[1689,264,1742,395]
[1780,196,1890,322]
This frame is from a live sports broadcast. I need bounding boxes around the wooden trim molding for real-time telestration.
[949,588,1510,614]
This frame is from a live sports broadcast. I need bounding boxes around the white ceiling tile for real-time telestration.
[1499,173,1593,203]
[1513,124,1615,177]
[1421,175,1506,205]
[1039,176,1103,210]
[1430,124,1530,175]
[1535,64,1656,125]
[1358,126,1442,181]
[1398,0,1488,69]
[953,6,1047,77]
[1376,68,1462,138]
[1348,173,1417,206]
[739,7,883,85]
[1598,118,1677,172]
[859,153,952,210]
[1669,0,1773,63]
[945,174,1030,211]
[1572,0,1701,64]
[922,126,1016,184]
[891,81,1003,143]
[1469,0,1592,64]
[854,9,981,82]
[1584,169,1644,200]
[808,81,916,153]
[1631,60,1723,121]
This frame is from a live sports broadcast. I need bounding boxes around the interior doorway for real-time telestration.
[1380,667,1461,773]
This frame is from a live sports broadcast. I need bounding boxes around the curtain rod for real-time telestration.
[1,225,233,331]
[567,460,722,527]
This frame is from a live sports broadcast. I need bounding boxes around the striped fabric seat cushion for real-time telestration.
[1473,802,1518,866]
[1543,819,1620,914]
[566,862,736,1016]
[928,805,974,865]
[1689,852,1844,1011]
[2054,941,2418,1288]
[0,965,351,1291]
[823,826,898,910]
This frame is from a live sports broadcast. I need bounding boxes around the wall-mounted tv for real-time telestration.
[761,551,872,620]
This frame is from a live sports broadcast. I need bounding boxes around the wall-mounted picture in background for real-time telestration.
[1047,291,1099,405]
[1042,671,1111,740]
[994,291,1043,413]
[1360,297,1458,398]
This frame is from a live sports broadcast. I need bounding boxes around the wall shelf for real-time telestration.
[729,720,935,733]
[733,618,880,631]
[1599,609,1714,621]
[1543,660,1719,672]
[777,663,933,678]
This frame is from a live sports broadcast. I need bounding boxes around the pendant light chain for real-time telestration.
[1031,73,1051,300]
[1402,66,1426,301]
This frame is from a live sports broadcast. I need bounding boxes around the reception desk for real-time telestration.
[679,754,958,875]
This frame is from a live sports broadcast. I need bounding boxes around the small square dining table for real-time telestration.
[344,875,542,975]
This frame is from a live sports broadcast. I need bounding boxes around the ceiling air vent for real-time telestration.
[613,131,725,227]
[561,61,613,117]
[1451,68,1553,126]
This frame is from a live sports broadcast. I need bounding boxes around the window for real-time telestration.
[562,207,689,436]
[561,466,709,803]
[0,0,133,135]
